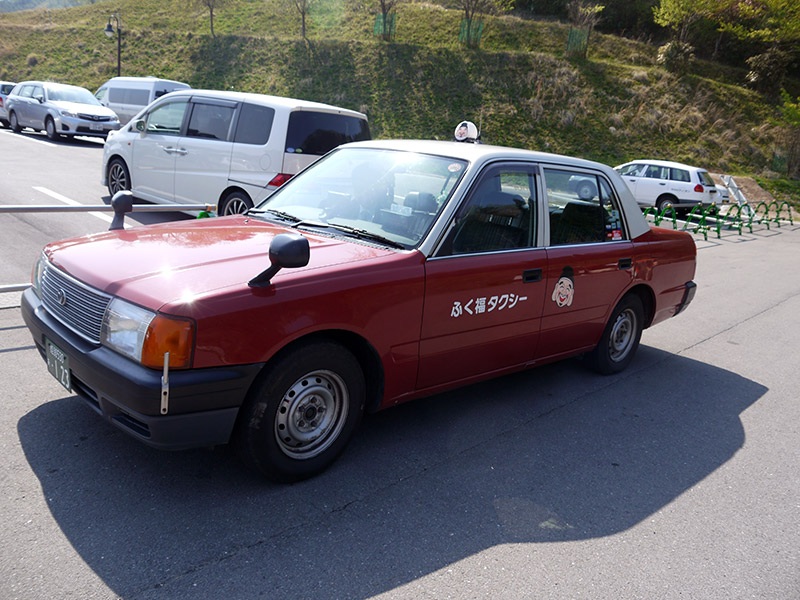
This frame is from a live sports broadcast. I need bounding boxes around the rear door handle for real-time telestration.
[618,258,632,270]
[523,268,542,283]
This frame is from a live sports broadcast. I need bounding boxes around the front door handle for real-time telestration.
[618,258,632,270]
[523,268,542,283]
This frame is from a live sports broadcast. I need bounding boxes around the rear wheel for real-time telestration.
[587,294,644,375]
[219,190,253,215]
[45,116,60,141]
[234,341,365,482]
[656,195,676,214]
[107,158,131,197]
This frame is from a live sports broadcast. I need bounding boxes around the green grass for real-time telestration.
[0,0,797,209]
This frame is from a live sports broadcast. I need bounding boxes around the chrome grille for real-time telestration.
[77,113,111,122]
[40,264,112,344]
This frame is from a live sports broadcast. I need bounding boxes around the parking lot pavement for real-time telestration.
[1,221,799,600]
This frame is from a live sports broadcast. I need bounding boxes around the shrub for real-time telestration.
[656,41,693,75]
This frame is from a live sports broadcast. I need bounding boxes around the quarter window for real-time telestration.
[670,168,690,182]
[545,169,627,245]
[233,102,275,145]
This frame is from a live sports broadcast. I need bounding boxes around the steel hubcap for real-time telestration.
[224,197,249,215]
[275,370,348,459]
[609,307,636,362]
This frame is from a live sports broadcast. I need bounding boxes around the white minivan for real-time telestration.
[101,89,370,214]
[95,76,190,124]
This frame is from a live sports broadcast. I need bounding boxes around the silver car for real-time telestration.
[0,80,16,127]
[6,80,120,140]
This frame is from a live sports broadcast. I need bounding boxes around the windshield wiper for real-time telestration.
[321,222,407,249]
[292,220,406,249]
[247,208,300,223]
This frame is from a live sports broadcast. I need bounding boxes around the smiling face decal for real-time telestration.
[552,267,575,307]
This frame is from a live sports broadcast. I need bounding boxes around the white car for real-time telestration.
[102,89,370,215]
[614,159,718,213]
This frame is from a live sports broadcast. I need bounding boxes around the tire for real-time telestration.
[587,294,644,375]
[656,196,676,214]
[45,116,60,141]
[9,111,21,133]
[234,341,365,482]
[107,158,131,197]
[219,190,253,215]
[577,181,596,200]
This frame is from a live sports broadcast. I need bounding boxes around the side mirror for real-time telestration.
[134,119,146,133]
[248,233,310,287]
[34,94,44,104]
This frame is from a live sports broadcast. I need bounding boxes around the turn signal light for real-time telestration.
[141,315,195,369]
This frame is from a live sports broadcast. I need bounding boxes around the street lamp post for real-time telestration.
[104,13,122,77]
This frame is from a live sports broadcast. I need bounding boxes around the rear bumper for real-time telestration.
[21,288,263,450]
[675,281,697,315]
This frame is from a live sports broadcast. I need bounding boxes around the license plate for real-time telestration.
[46,338,71,391]
[90,122,103,131]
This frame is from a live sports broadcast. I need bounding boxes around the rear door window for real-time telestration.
[285,111,371,156]
[670,168,690,182]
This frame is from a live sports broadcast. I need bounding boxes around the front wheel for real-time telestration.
[234,341,365,482]
[107,158,131,197]
[586,294,644,375]
[45,116,60,141]
[9,111,21,133]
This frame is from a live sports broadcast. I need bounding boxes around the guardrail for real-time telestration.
[1,191,216,294]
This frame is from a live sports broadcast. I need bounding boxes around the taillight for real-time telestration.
[694,184,704,192]
[268,173,293,187]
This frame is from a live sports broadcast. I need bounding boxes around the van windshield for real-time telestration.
[285,111,371,156]
[254,147,467,249]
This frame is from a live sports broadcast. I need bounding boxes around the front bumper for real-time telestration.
[21,288,263,450]
[56,114,120,138]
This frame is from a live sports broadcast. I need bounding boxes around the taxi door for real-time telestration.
[538,167,635,360]
[418,163,547,390]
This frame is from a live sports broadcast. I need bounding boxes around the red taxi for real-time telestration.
[22,140,697,481]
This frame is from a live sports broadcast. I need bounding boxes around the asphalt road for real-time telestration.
[1,129,799,599]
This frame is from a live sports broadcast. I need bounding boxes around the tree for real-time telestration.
[450,0,513,47]
[565,0,604,59]
[289,0,316,40]
[188,0,231,39]
[372,0,405,41]
[652,0,715,43]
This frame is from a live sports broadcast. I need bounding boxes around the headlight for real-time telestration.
[31,253,47,299]
[59,109,77,118]
[101,298,195,369]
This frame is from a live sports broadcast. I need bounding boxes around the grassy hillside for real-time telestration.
[0,0,797,207]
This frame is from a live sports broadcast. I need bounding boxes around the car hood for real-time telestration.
[51,101,117,118]
[44,216,397,310]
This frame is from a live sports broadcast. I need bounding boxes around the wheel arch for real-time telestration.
[625,283,656,329]
[246,329,385,415]
[218,186,253,213]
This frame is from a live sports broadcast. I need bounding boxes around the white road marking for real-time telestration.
[32,186,126,227]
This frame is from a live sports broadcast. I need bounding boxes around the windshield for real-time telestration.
[255,147,468,249]
[47,85,101,106]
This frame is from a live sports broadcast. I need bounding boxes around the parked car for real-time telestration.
[614,159,718,213]
[94,76,190,124]
[5,80,121,140]
[23,140,697,481]
[102,89,371,215]
[0,80,16,127]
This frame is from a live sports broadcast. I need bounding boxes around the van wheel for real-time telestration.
[234,341,365,482]
[45,117,60,141]
[219,191,253,215]
[107,158,131,196]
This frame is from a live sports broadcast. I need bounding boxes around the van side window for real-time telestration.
[670,168,690,182]
[233,103,275,145]
[285,111,371,156]
[186,102,235,141]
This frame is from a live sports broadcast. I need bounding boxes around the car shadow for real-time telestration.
[8,130,106,147]
[17,347,765,598]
